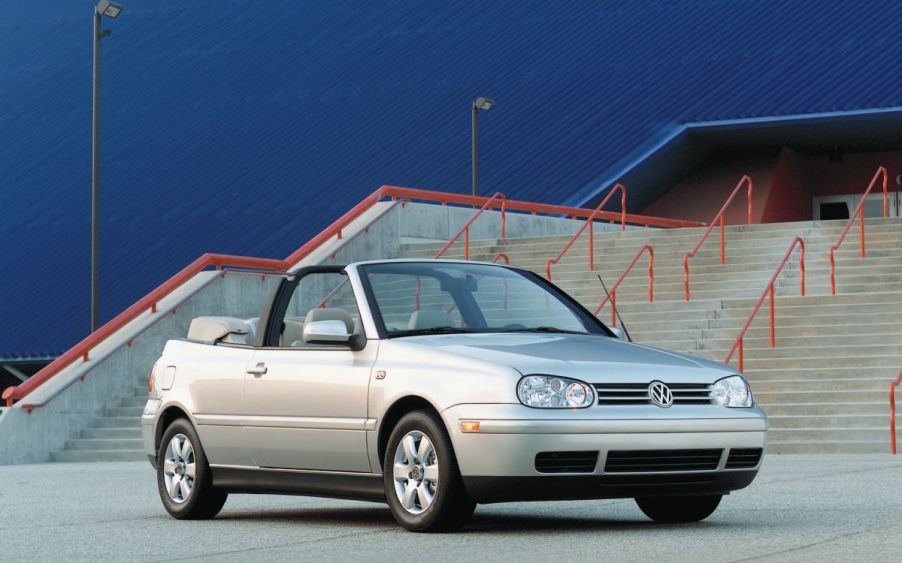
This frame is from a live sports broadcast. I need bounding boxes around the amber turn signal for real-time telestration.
[459,420,481,433]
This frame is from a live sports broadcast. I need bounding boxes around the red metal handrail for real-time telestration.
[2,254,286,407]
[3,185,700,408]
[683,176,753,301]
[891,370,902,454]
[491,253,510,265]
[723,237,805,372]
[828,166,888,295]
[434,192,506,260]
[545,184,627,280]
[592,245,654,326]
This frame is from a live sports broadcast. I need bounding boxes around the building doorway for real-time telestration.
[813,192,900,221]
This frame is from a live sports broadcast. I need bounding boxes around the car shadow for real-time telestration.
[216,505,730,533]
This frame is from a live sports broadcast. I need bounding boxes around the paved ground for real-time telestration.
[1,454,901,562]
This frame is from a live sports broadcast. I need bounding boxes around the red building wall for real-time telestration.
[641,149,902,224]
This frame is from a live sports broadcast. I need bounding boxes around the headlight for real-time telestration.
[517,375,595,408]
[712,375,753,407]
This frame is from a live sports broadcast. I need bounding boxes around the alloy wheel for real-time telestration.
[392,431,439,514]
[163,433,196,504]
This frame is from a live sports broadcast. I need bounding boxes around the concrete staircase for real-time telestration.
[51,382,147,462]
[399,217,902,454]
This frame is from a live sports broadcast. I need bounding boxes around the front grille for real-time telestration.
[594,383,713,405]
[535,451,599,473]
[725,448,763,469]
[604,449,723,473]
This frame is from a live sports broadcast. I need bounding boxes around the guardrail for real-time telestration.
[3,185,701,409]
[829,166,888,295]
[723,237,805,372]
[683,176,753,301]
[545,184,627,281]
[592,245,654,326]
[891,370,902,454]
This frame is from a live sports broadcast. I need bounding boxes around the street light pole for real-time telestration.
[91,0,122,332]
[471,97,494,197]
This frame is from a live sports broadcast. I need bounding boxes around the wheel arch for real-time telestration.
[376,395,446,470]
[154,404,195,453]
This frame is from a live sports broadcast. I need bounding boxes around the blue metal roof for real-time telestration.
[2,0,900,358]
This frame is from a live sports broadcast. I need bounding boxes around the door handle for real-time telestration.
[247,362,267,376]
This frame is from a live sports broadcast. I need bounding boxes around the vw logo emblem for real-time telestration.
[648,381,673,408]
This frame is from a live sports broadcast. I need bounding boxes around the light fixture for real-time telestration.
[474,97,495,112]
[96,0,123,18]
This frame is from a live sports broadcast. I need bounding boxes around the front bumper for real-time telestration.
[443,403,767,503]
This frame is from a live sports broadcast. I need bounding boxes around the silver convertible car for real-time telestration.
[143,260,766,532]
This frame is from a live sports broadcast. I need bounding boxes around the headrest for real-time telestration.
[281,320,305,347]
[407,310,456,330]
[188,317,251,343]
[304,308,355,333]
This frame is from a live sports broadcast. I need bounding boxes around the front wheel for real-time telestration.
[383,411,476,532]
[635,494,722,523]
[157,418,227,519]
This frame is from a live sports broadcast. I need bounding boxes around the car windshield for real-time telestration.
[358,262,607,338]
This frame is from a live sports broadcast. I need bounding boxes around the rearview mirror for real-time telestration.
[303,320,351,344]
[610,326,628,341]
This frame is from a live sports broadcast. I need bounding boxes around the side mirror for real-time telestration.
[303,320,351,344]
[610,326,629,341]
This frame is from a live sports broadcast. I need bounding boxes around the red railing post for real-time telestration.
[891,370,902,454]
[723,237,805,371]
[588,220,594,272]
[593,245,654,318]
[769,285,775,348]
[720,215,726,265]
[683,175,753,300]
[828,166,888,295]
[434,191,507,260]
[545,183,627,280]
[891,370,901,454]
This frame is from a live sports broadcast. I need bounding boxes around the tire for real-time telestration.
[635,494,722,523]
[383,410,476,532]
[157,418,228,520]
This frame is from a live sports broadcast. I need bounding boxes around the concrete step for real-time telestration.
[80,426,142,439]
[768,414,890,429]
[767,428,888,442]
[766,440,889,454]
[754,389,893,404]
[106,406,144,418]
[121,396,148,408]
[760,402,888,416]
[64,438,144,451]
[696,354,902,370]
[92,416,140,428]
[750,378,893,393]
[51,449,147,462]
[741,366,901,382]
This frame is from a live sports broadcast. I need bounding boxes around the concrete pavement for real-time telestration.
[1,454,900,562]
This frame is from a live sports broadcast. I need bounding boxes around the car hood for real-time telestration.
[399,333,736,383]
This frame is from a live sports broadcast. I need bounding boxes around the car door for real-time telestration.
[243,268,376,472]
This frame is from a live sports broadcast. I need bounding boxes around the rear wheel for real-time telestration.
[383,411,476,532]
[635,494,722,523]
[157,418,227,519]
